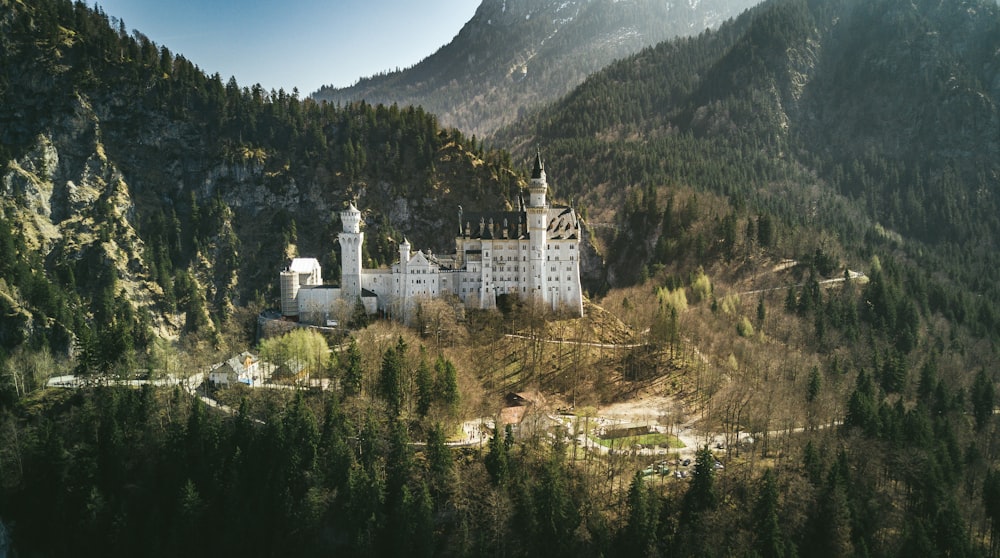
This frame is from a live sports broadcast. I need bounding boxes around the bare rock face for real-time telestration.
[577,221,607,294]
[1,95,164,337]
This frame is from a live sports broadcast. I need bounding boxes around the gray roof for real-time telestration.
[459,207,579,241]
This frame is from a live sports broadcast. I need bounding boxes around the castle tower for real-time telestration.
[339,203,363,301]
[395,237,412,320]
[528,149,547,208]
[526,150,548,303]
[280,270,300,317]
[399,237,411,267]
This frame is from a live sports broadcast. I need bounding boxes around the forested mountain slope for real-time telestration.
[500,0,1000,317]
[3,1,1000,557]
[0,0,522,362]
[312,0,761,136]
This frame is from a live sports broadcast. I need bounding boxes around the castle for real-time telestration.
[280,153,584,324]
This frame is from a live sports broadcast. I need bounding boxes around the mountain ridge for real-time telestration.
[497,0,999,287]
[313,0,762,136]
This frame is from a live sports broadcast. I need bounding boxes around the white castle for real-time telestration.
[280,153,584,324]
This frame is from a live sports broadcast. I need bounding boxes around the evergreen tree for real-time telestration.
[971,368,994,432]
[752,469,786,558]
[341,339,363,396]
[807,466,853,558]
[984,469,1000,555]
[845,369,880,437]
[806,366,821,404]
[532,452,579,558]
[485,426,509,486]
[378,345,404,416]
[622,471,657,557]
[425,423,453,502]
[415,356,433,417]
[681,446,717,523]
[434,354,460,416]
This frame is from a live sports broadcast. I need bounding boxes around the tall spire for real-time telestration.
[531,148,544,179]
[528,147,548,208]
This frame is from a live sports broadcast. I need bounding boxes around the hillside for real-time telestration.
[499,0,1000,308]
[312,0,761,136]
[0,0,535,362]
[2,0,1000,557]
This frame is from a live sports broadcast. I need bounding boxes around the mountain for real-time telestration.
[4,1,1000,557]
[499,0,1000,307]
[312,0,762,137]
[0,0,527,360]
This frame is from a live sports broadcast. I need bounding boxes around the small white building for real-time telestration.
[209,351,263,387]
[280,152,584,323]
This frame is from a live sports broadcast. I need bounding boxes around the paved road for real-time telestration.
[740,270,867,296]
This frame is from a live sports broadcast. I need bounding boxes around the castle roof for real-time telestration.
[289,258,321,274]
[459,207,579,240]
[408,250,433,268]
[546,207,580,240]
[531,149,544,179]
[461,211,526,240]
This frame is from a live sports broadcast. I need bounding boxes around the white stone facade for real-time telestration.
[280,154,584,323]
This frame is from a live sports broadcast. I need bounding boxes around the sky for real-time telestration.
[93,0,480,95]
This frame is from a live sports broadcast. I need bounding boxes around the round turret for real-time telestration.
[341,203,362,234]
[400,237,411,264]
[528,150,547,208]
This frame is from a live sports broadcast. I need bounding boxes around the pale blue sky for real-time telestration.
[94,0,479,95]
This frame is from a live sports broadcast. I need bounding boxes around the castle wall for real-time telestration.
[297,287,343,324]
[282,155,584,324]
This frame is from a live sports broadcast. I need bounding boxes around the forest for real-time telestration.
[2,0,1000,556]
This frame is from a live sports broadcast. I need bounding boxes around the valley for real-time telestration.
[2,0,1000,556]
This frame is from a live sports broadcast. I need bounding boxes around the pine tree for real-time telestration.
[808,461,854,558]
[378,345,404,416]
[435,355,460,416]
[532,453,579,557]
[681,446,717,523]
[623,471,657,557]
[752,469,786,558]
[485,427,509,486]
[341,339,363,396]
[984,469,1000,556]
[806,366,821,404]
[972,368,994,432]
[425,423,453,502]
[416,357,434,417]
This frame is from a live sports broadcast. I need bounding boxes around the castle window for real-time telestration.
[570,244,575,249]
